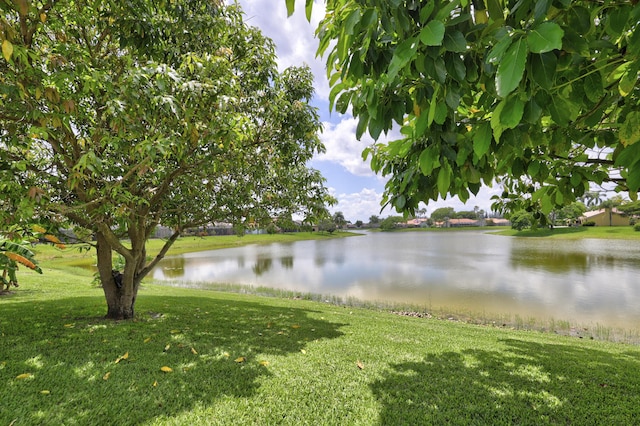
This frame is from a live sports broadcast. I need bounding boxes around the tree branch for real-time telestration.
[136,230,181,279]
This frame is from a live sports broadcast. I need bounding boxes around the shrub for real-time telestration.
[634,224,640,232]
[266,223,279,234]
[582,221,596,227]
[510,210,533,231]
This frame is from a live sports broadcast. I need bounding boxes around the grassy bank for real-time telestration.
[495,225,640,240]
[2,244,640,425]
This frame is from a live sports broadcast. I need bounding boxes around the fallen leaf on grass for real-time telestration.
[16,373,32,380]
[259,360,270,366]
[103,372,111,380]
[164,344,171,352]
[114,352,129,364]
[64,324,75,328]
[143,337,152,343]
[170,329,180,334]
[300,349,306,354]
[191,347,198,355]
[357,360,364,370]
[153,380,158,387]
[235,357,246,363]
[40,390,50,395]
[291,324,301,329]
[160,366,173,373]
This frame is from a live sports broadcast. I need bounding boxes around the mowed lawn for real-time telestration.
[2,235,640,425]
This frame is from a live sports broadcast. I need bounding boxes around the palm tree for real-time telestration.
[580,191,604,208]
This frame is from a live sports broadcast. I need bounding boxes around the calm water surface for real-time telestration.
[152,231,640,329]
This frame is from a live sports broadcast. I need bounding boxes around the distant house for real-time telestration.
[580,208,629,226]
[446,218,479,227]
[406,218,429,227]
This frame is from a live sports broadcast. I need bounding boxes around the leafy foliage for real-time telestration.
[510,210,534,231]
[291,0,640,221]
[379,216,405,230]
[1,0,333,317]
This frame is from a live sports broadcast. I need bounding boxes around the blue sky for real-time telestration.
[237,0,503,222]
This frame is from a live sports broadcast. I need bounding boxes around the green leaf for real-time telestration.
[445,86,461,109]
[434,102,447,125]
[528,160,541,177]
[628,162,640,192]
[500,96,524,129]
[540,193,554,215]
[305,0,313,21]
[437,165,451,198]
[570,172,582,188]
[356,113,369,140]
[620,111,640,147]
[443,31,467,52]
[285,0,295,17]
[619,65,638,97]
[523,98,542,124]
[427,85,439,127]
[419,147,439,176]
[433,57,447,84]
[567,6,591,34]
[419,2,435,23]
[2,39,13,62]
[530,52,556,90]
[496,37,528,97]
[547,96,571,126]
[583,71,604,103]
[490,99,507,141]
[527,22,564,53]
[473,123,492,158]
[533,0,551,21]
[606,7,630,37]
[487,34,512,63]
[628,19,640,56]
[419,21,445,46]
[387,38,417,80]
[368,117,384,140]
[614,142,640,167]
[486,0,503,22]
[344,9,362,35]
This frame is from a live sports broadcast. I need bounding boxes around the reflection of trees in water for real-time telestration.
[252,256,273,276]
[510,247,618,274]
[280,256,294,269]
[160,257,186,278]
[314,240,346,267]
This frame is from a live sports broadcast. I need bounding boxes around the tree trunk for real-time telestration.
[96,231,138,320]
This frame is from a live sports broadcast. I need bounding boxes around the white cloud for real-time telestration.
[316,116,403,177]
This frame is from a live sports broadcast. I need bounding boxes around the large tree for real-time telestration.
[289,1,640,224]
[1,0,333,319]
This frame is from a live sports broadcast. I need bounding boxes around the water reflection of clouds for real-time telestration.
[152,233,640,328]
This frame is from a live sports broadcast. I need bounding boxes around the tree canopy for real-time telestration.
[288,0,640,224]
[1,0,333,318]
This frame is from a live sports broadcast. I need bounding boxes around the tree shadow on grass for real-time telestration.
[370,338,640,425]
[0,294,345,425]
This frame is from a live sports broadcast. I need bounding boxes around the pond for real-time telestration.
[152,231,640,331]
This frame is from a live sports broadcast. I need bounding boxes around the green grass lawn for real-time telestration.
[494,225,640,240]
[2,236,640,425]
